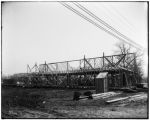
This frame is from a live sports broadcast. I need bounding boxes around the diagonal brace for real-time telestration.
[126,57,136,68]
[104,57,114,67]
[114,54,126,67]
[84,58,94,69]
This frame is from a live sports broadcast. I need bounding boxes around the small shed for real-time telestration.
[96,72,108,93]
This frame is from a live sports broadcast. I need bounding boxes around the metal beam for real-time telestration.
[84,57,94,69]
[39,53,134,66]
[114,54,126,67]
[104,56,114,67]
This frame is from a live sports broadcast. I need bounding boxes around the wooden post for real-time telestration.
[84,55,85,69]
[66,61,69,86]
[79,60,81,70]
[94,72,96,86]
[94,58,96,69]
[124,72,129,87]
[103,52,105,68]
[67,74,69,86]
[112,56,114,65]
[67,61,68,72]
[27,65,29,73]
[56,63,58,71]
[121,72,123,88]
[45,61,47,72]
[55,75,58,86]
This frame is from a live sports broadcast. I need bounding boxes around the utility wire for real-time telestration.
[73,2,143,49]
[102,4,136,39]
[111,5,137,31]
[59,2,142,50]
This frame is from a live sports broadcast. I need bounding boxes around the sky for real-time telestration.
[2,2,148,76]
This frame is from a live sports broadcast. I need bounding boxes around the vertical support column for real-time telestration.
[124,72,129,87]
[103,52,105,68]
[94,58,96,69]
[128,72,130,86]
[133,72,137,84]
[56,63,58,72]
[84,73,86,86]
[55,63,58,86]
[55,75,58,86]
[112,74,115,87]
[66,61,69,87]
[79,60,81,69]
[94,72,96,87]
[84,55,86,70]
[112,56,114,66]
[114,74,116,87]
[93,59,96,86]
[120,71,123,87]
[67,61,69,72]
[27,65,29,73]
[118,70,121,88]
[79,75,82,86]
[44,61,47,73]
[67,74,70,87]
[123,55,125,68]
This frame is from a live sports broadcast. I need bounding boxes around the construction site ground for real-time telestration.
[2,87,148,118]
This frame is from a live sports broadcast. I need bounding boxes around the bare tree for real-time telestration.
[114,42,144,83]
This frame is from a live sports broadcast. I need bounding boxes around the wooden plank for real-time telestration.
[106,93,147,104]
[80,92,121,101]
[92,92,116,97]
[94,92,121,100]
[106,97,129,104]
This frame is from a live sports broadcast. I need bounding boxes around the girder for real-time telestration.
[17,53,139,89]
[28,53,135,74]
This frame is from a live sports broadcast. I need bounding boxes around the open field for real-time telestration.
[2,87,148,118]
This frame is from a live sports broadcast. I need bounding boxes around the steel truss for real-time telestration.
[22,53,139,88]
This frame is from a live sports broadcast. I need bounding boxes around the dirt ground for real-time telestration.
[1,87,148,118]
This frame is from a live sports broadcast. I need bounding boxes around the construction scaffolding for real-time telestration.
[14,52,140,89]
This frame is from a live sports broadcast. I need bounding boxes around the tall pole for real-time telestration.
[45,61,47,72]
[84,55,85,69]
[56,63,58,71]
[67,61,69,86]
[79,60,81,69]
[27,64,28,73]
[67,61,68,72]
[103,52,105,68]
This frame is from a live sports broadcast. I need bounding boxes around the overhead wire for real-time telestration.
[73,2,143,49]
[111,5,137,31]
[59,2,142,50]
[102,4,136,39]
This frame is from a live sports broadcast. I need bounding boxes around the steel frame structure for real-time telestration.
[21,53,139,88]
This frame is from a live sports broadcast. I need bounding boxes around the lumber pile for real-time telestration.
[106,97,129,104]
[105,93,147,104]
[80,92,121,101]
[128,94,147,102]
[93,92,121,99]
